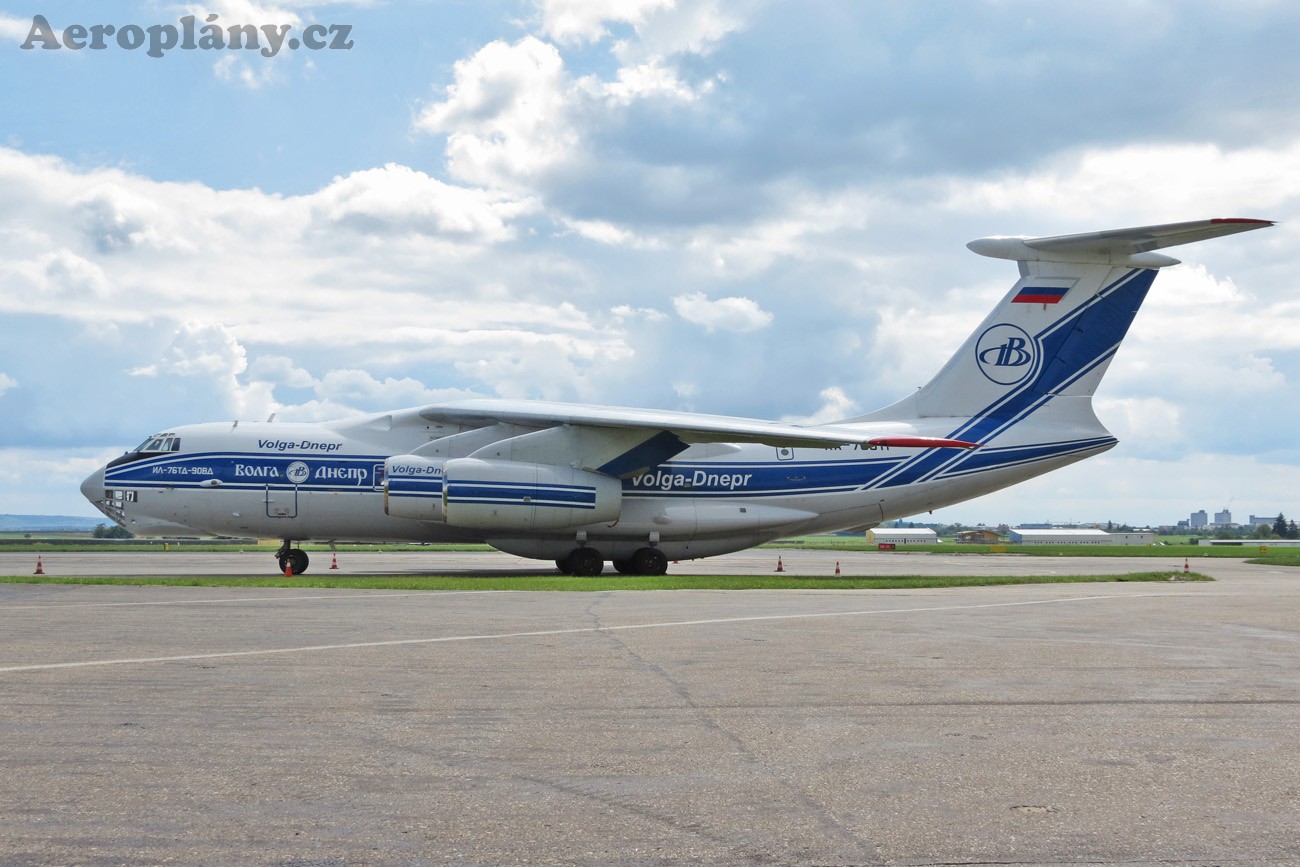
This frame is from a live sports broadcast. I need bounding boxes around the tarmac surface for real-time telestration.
[2,550,1298,865]
[0,546,1281,579]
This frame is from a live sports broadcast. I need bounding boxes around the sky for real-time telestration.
[2,0,1299,527]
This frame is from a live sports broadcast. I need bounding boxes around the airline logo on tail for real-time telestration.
[976,324,1038,385]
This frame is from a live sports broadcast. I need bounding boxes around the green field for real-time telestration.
[0,571,1211,592]
[767,537,1300,564]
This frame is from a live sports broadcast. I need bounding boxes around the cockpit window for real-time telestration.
[132,435,181,453]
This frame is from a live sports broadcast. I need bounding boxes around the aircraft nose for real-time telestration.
[80,466,106,505]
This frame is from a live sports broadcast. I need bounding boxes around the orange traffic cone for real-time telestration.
[34,556,44,575]
[835,560,841,575]
[330,553,339,570]
[1184,558,1189,574]
[284,560,293,577]
[775,556,785,573]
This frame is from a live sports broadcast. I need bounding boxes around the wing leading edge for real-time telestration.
[417,399,977,450]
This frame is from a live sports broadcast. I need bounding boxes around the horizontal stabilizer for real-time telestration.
[968,218,1274,267]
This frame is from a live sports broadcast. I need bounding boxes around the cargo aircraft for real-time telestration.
[81,218,1272,576]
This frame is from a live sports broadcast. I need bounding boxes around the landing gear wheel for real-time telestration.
[278,548,309,575]
[555,558,574,575]
[630,546,669,576]
[612,558,634,575]
[563,547,604,577]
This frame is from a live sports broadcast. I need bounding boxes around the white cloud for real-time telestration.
[1,13,35,41]
[412,12,729,193]
[611,304,667,322]
[2,250,114,303]
[184,0,304,89]
[672,291,772,332]
[0,372,17,396]
[414,37,578,190]
[310,163,535,242]
[247,355,315,388]
[539,0,674,45]
[780,387,860,425]
[314,369,466,406]
[0,448,125,515]
[943,142,1300,222]
[131,320,247,379]
[581,59,713,106]
[1092,396,1187,457]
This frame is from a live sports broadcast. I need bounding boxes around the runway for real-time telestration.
[1,554,1298,864]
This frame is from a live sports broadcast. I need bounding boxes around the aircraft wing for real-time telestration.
[417,399,976,450]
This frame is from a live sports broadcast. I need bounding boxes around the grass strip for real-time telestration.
[0,572,1211,592]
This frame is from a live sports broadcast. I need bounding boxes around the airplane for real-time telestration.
[81,217,1273,576]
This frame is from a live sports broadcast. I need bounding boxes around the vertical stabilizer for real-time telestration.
[851,219,1273,435]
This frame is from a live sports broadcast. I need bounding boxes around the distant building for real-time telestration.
[955,529,1002,544]
[1190,510,1208,529]
[868,528,939,545]
[1214,509,1232,526]
[1009,529,1152,545]
[1011,528,1111,544]
[1107,531,1156,545]
[1249,515,1277,527]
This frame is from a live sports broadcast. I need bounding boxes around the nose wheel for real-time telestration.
[275,542,309,575]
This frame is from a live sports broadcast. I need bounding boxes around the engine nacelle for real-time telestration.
[383,455,446,521]
[442,458,621,532]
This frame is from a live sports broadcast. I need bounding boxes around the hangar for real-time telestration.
[867,528,939,545]
[1009,529,1153,545]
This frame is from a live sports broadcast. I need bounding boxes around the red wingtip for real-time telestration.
[867,436,980,449]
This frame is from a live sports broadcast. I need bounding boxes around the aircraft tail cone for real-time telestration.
[775,556,784,573]
[330,553,339,570]
[34,556,44,575]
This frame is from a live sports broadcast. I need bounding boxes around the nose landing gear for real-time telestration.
[275,541,309,575]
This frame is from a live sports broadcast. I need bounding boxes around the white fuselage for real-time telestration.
[84,412,1111,563]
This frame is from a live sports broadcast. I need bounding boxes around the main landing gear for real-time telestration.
[276,540,309,576]
[556,546,669,577]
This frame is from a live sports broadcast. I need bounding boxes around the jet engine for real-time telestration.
[442,457,621,532]
[383,455,446,521]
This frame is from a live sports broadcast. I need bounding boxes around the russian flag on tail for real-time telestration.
[1012,285,1069,304]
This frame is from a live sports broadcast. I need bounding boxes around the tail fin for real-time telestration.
[853,219,1273,442]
